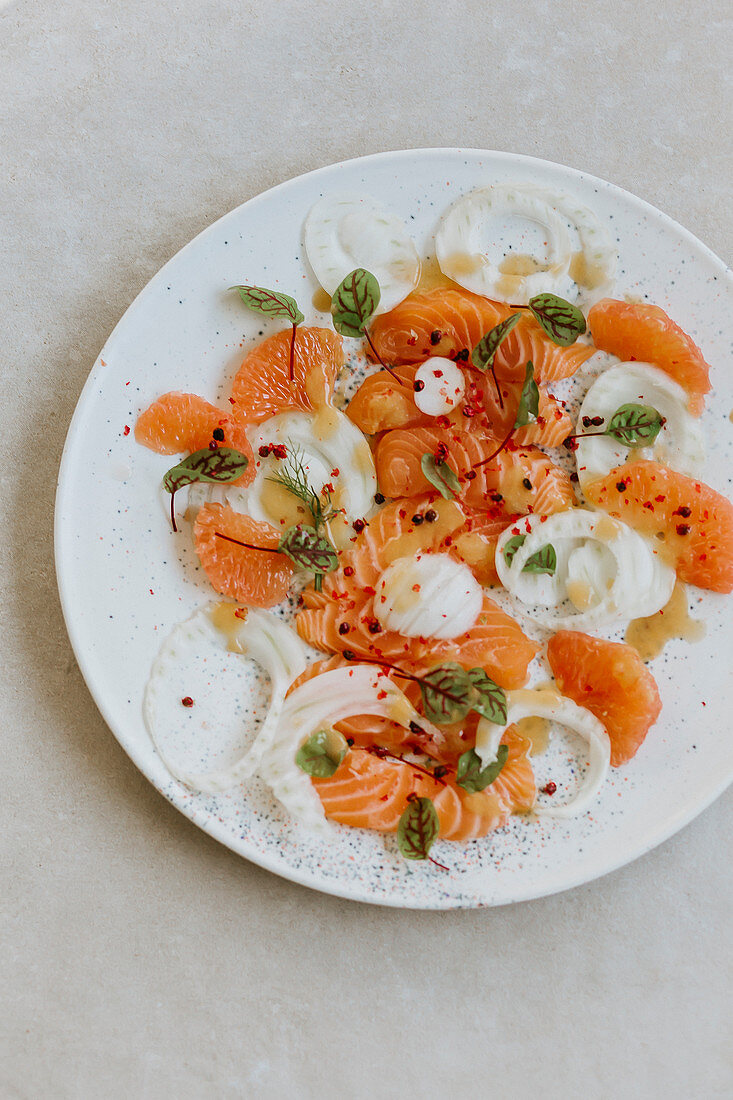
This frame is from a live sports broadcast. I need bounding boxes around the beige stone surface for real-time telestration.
[1,0,732,1096]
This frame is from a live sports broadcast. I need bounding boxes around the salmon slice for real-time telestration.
[346,363,425,435]
[193,502,294,607]
[295,497,538,688]
[587,298,711,415]
[368,287,596,381]
[449,506,520,586]
[584,460,733,593]
[135,392,256,485]
[547,631,662,766]
[313,728,535,840]
[374,425,576,515]
[230,326,344,424]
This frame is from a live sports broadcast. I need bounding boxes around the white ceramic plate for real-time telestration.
[55,149,733,908]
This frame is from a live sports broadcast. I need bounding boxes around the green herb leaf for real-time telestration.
[529,293,586,346]
[606,403,664,446]
[231,285,304,325]
[466,668,508,725]
[456,744,509,794]
[162,447,250,494]
[471,313,522,370]
[397,796,440,860]
[502,533,526,567]
[522,544,557,575]
[514,361,539,427]
[331,268,381,338]
[419,663,473,725]
[278,524,338,575]
[295,728,348,778]
[420,453,461,500]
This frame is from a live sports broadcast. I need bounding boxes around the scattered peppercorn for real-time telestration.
[676,523,691,536]
[212,428,225,442]
[258,445,270,457]
[367,620,382,634]
[433,765,448,780]
[374,492,385,504]
[465,470,477,480]
[616,480,628,492]
[181,696,194,707]
[673,505,692,518]
[338,623,350,635]
[208,440,219,451]
[411,513,424,525]
[462,405,476,417]
[353,518,366,533]
[489,492,503,503]
[424,509,437,523]
[522,478,532,490]
[430,330,442,345]
[413,379,425,392]
[455,348,469,361]
[342,650,355,661]
[271,444,287,460]
[542,781,557,795]
[409,720,424,734]
[343,565,355,577]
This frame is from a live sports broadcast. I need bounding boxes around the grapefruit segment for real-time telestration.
[547,630,662,766]
[587,298,711,415]
[193,502,294,607]
[230,326,343,424]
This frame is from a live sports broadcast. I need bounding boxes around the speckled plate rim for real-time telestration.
[55,147,733,908]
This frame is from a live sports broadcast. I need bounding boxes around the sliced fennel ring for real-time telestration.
[475,688,610,818]
[304,193,420,313]
[435,183,617,304]
[435,184,574,304]
[143,604,307,793]
[575,361,705,488]
[258,665,445,832]
[375,552,483,639]
[495,509,675,629]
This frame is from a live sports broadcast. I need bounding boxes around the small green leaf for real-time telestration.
[295,728,348,778]
[456,744,509,794]
[278,525,338,575]
[605,403,664,446]
[162,447,250,494]
[231,285,304,325]
[420,453,461,500]
[471,313,522,370]
[397,796,440,860]
[529,293,586,346]
[466,669,507,725]
[419,663,474,725]
[514,361,539,427]
[331,268,381,338]
[503,533,526,567]
[522,544,557,575]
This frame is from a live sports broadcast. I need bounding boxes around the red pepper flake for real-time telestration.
[363,585,376,596]
[123,425,130,436]
[434,442,449,461]
[435,415,450,429]
[271,444,288,460]
[322,482,335,495]
[676,523,691,536]
[443,535,453,546]
[181,696,194,708]
[454,348,469,362]
[642,501,655,511]
[208,440,219,451]
[399,509,407,519]
[542,781,557,795]
[407,335,417,346]
[412,583,421,592]
[433,369,444,378]
[353,518,367,533]
[234,608,247,619]
[331,467,340,477]
[654,494,665,503]
[377,690,387,700]
[464,469,477,481]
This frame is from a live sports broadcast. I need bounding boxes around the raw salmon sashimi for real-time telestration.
[375,425,576,515]
[547,631,662,766]
[587,298,712,415]
[313,727,536,839]
[584,460,733,593]
[193,502,294,607]
[230,326,344,424]
[295,496,538,688]
[135,391,256,485]
[368,287,596,381]
[449,505,521,586]
[346,359,572,447]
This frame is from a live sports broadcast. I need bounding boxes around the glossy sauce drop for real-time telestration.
[312,287,332,312]
[515,715,551,756]
[625,581,706,660]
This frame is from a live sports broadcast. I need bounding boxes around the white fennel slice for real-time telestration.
[375,553,483,639]
[413,357,466,416]
[258,665,445,832]
[495,509,675,628]
[188,409,377,535]
[304,193,420,313]
[575,361,705,488]
[475,688,610,818]
[143,605,307,793]
[435,183,616,305]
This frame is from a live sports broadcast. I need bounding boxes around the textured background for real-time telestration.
[2,0,732,1096]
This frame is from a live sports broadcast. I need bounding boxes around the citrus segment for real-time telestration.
[193,503,294,607]
[230,326,343,424]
